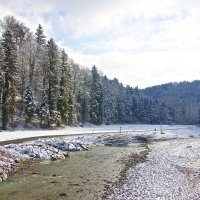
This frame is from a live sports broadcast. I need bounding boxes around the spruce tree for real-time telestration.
[90,65,103,125]
[35,24,46,45]
[68,93,76,125]
[58,50,76,125]
[102,76,118,124]
[39,91,49,127]
[24,85,36,124]
[35,24,47,91]
[76,70,91,124]
[1,30,18,129]
[47,38,60,126]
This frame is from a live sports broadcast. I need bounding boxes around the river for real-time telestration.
[0,144,145,200]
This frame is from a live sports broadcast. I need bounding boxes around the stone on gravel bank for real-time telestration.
[0,167,7,182]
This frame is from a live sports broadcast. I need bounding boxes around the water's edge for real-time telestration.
[0,144,147,200]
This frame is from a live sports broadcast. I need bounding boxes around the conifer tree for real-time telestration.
[35,24,47,91]
[90,65,103,125]
[1,16,33,117]
[39,91,49,127]
[102,76,118,124]
[124,86,134,123]
[24,85,36,124]
[58,50,76,125]
[35,24,46,45]
[1,30,18,129]
[75,70,91,124]
[47,38,60,126]
[67,93,76,125]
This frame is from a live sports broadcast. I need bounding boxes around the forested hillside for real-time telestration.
[142,81,200,124]
[0,16,200,129]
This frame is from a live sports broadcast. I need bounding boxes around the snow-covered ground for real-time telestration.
[108,138,200,200]
[0,124,198,142]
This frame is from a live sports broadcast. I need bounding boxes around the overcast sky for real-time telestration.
[1,0,200,88]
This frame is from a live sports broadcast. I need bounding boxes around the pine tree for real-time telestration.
[47,38,60,126]
[39,91,49,127]
[57,50,76,125]
[24,85,36,124]
[90,66,103,125]
[1,30,18,129]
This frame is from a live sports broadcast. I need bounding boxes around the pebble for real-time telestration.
[59,192,67,197]
[0,167,8,181]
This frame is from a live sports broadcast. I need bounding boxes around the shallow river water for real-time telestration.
[0,144,143,200]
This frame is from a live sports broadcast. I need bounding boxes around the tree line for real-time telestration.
[0,16,200,130]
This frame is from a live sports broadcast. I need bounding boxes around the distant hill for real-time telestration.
[143,81,200,101]
[141,80,200,124]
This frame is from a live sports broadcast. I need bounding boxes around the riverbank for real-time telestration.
[108,138,200,199]
[0,136,93,182]
[0,125,199,182]
[102,145,149,199]
[0,144,147,200]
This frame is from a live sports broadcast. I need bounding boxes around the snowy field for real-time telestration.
[0,124,198,142]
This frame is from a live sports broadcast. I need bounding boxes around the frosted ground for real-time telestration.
[108,138,200,200]
[102,125,200,200]
[1,124,200,199]
[0,124,197,142]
